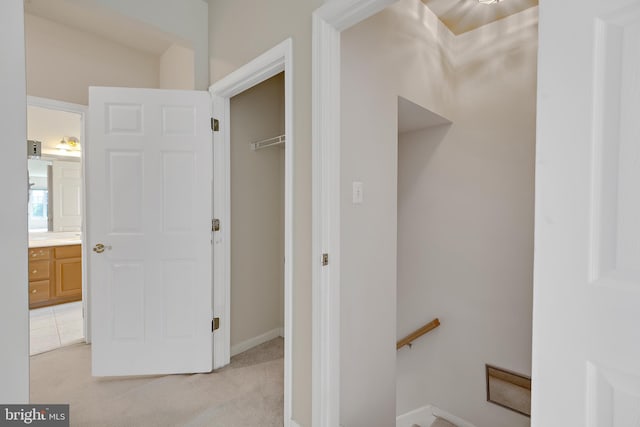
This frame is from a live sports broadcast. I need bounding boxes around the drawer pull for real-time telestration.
[31,253,37,257]
[32,269,38,274]
[31,289,37,294]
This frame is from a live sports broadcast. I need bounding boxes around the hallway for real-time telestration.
[30,338,284,426]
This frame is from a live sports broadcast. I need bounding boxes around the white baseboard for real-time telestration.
[230,327,284,357]
[397,404,476,427]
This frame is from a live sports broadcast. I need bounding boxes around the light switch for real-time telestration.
[352,181,363,204]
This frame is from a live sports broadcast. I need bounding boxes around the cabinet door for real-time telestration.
[55,257,82,297]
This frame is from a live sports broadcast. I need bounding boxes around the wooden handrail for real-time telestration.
[396,318,440,350]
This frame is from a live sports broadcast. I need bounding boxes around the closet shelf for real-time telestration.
[251,134,285,151]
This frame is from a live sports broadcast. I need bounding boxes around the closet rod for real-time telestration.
[250,134,285,151]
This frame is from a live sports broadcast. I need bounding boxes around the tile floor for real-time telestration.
[30,301,84,356]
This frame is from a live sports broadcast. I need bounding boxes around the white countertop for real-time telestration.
[29,232,82,248]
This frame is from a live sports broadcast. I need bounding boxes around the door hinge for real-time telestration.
[212,218,220,232]
[322,253,329,266]
[211,118,219,132]
[212,317,220,332]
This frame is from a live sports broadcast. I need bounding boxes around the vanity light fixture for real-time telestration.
[478,0,502,4]
[56,136,81,152]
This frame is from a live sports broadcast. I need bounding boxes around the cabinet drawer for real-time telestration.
[55,245,81,259]
[29,260,50,281]
[28,247,51,260]
[29,280,50,304]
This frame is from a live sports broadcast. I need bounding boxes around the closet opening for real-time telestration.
[228,72,286,361]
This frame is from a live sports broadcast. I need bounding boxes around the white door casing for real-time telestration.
[209,38,294,424]
[533,0,640,425]
[312,1,396,425]
[211,92,229,371]
[209,39,292,369]
[52,160,82,232]
[87,87,213,376]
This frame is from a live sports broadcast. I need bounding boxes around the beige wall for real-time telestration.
[230,73,285,350]
[25,14,160,105]
[209,0,324,424]
[340,2,454,425]
[91,0,208,90]
[342,1,537,426]
[159,43,195,90]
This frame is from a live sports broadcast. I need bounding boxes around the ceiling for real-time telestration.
[24,0,177,55]
[422,0,538,35]
[398,97,450,134]
[23,0,536,52]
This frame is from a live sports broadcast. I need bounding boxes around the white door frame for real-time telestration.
[311,1,395,425]
[26,95,90,343]
[208,38,294,425]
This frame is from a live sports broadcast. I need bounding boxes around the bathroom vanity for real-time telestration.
[28,233,82,309]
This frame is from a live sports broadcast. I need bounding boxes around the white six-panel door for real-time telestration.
[87,87,213,376]
[52,160,82,232]
[533,0,640,425]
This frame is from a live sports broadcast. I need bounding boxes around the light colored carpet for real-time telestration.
[30,338,284,427]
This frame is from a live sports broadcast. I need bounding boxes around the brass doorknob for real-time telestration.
[93,243,105,254]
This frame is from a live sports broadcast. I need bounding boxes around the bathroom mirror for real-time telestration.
[27,157,82,233]
[28,158,52,232]
[27,103,83,234]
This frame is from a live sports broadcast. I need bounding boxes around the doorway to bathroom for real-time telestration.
[27,96,87,356]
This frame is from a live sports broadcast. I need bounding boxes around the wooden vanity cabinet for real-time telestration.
[29,244,82,309]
